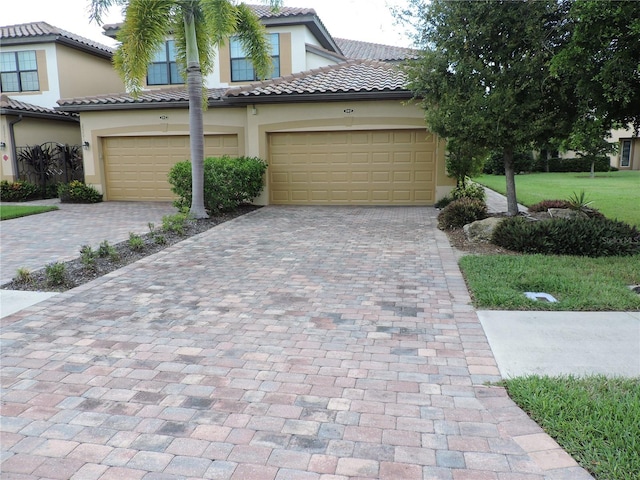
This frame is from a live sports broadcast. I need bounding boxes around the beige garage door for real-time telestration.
[103,135,239,201]
[269,130,436,205]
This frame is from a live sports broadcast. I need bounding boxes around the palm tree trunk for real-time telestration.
[503,148,519,216]
[184,9,208,219]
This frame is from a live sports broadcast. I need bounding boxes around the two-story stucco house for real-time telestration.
[57,5,454,206]
[0,22,125,181]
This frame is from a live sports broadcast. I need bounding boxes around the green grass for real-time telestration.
[503,375,640,480]
[0,204,58,220]
[459,254,640,311]
[473,171,640,226]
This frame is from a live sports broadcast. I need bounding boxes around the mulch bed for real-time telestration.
[2,205,259,293]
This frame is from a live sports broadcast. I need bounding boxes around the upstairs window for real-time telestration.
[147,40,183,85]
[230,33,280,82]
[1,51,39,92]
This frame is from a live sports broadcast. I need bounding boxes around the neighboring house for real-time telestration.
[59,6,453,206]
[609,127,639,171]
[0,21,125,181]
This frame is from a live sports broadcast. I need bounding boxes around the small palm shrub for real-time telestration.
[492,216,640,257]
[58,181,102,203]
[437,198,488,230]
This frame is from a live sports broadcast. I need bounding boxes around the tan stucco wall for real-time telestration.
[0,115,80,180]
[56,45,124,100]
[79,99,453,203]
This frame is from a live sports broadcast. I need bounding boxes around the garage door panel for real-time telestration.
[268,130,435,205]
[103,134,238,201]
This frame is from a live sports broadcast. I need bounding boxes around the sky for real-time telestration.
[2,0,413,48]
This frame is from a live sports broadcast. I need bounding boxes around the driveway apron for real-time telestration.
[0,206,592,479]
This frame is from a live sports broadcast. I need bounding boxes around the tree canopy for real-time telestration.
[402,0,572,215]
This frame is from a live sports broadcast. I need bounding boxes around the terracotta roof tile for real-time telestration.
[0,21,114,55]
[1,95,77,118]
[246,4,317,18]
[335,38,418,62]
[225,60,408,98]
[57,87,226,107]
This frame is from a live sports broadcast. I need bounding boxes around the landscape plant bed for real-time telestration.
[2,205,259,293]
[473,171,640,226]
[503,375,640,480]
[459,253,640,311]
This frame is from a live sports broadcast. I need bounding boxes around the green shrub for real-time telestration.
[58,181,102,203]
[128,232,144,251]
[45,262,66,286]
[168,156,268,213]
[434,195,453,209]
[0,180,40,201]
[452,182,486,202]
[14,267,33,285]
[162,211,192,236]
[97,240,118,260]
[492,216,640,257]
[528,199,572,212]
[79,245,96,269]
[437,197,488,230]
[543,156,613,173]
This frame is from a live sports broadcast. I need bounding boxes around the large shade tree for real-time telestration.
[89,0,280,218]
[401,0,574,215]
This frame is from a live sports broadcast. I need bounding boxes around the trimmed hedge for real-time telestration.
[539,156,614,173]
[168,156,267,213]
[492,216,640,257]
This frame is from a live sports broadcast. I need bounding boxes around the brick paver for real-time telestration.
[0,206,593,479]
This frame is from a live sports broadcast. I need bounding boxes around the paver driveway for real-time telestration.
[0,206,592,480]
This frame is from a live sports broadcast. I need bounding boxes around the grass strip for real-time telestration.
[459,254,640,311]
[0,205,59,220]
[503,375,640,480]
[473,171,640,226]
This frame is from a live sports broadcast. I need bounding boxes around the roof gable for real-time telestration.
[335,38,418,62]
[0,22,114,59]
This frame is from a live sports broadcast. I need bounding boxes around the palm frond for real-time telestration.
[114,0,176,95]
[234,3,272,80]
[88,0,128,25]
[200,0,238,47]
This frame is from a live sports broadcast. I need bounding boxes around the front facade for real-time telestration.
[59,6,453,206]
[609,127,639,171]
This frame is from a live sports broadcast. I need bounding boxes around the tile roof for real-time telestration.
[0,22,114,56]
[225,60,408,99]
[1,95,78,119]
[57,88,227,108]
[246,4,318,18]
[335,38,419,62]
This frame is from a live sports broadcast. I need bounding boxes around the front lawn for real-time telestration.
[459,254,640,311]
[503,375,640,480]
[0,204,58,220]
[474,171,640,226]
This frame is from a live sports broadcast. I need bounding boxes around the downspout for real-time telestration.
[8,114,23,181]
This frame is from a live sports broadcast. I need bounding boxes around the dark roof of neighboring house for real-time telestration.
[0,22,114,59]
[58,60,410,111]
[225,60,409,102]
[1,95,78,121]
[335,38,418,62]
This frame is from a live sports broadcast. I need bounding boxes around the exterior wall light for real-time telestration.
[82,141,90,149]
[0,142,6,149]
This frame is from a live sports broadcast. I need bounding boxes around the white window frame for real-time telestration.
[620,139,632,168]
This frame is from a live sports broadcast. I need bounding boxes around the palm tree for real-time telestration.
[89,0,279,218]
